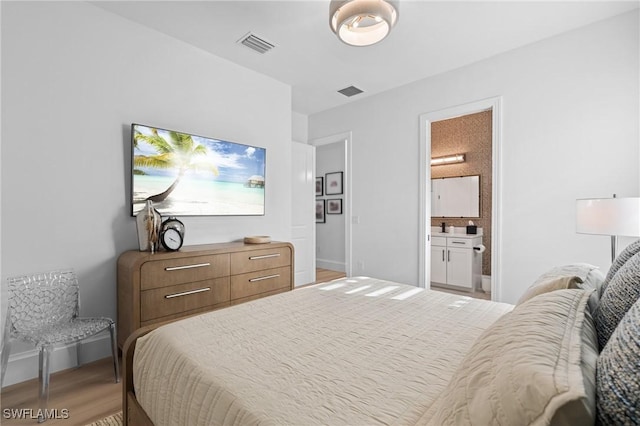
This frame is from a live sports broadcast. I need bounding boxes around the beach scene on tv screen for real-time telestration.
[132,124,265,216]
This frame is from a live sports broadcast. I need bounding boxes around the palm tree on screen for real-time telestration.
[133,128,219,202]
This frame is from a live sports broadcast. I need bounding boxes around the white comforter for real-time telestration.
[133,277,512,425]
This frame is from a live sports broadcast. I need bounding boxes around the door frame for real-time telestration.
[418,97,503,299]
[310,131,353,277]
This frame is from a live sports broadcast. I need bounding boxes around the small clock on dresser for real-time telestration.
[160,217,185,251]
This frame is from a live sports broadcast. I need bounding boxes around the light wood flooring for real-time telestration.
[314,268,346,284]
[0,268,346,425]
[0,356,121,425]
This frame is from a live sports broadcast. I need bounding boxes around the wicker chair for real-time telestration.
[0,269,119,423]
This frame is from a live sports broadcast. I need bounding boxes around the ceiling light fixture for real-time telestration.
[431,154,465,166]
[330,0,399,47]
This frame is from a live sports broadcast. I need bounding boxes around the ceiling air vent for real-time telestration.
[237,32,275,54]
[338,86,364,97]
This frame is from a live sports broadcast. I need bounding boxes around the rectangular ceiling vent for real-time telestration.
[238,32,275,54]
[338,86,364,97]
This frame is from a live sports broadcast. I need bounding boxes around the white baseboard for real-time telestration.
[1,332,113,388]
[316,259,346,273]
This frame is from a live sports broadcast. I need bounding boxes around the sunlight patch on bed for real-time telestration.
[448,298,472,308]
[345,285,371,294]
[391,287,424,300]
[366,286,399,297]
[319,283,347,291]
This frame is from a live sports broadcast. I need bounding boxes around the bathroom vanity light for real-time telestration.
[430,154,465,166]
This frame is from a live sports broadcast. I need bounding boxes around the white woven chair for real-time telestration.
[0,269,119,423]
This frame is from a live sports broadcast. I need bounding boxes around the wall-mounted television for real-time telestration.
[131,123,266,217]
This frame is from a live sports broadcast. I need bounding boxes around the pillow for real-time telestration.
[596,297,640,425]
[593,251,640,350]
[516,275,582,305]
[421,289,596,426]
[517,263,604,310]
[601,239,640,295]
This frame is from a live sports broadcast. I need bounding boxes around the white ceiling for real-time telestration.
[92,1,639,115]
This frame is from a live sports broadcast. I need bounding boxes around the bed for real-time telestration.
[122,248,640,426]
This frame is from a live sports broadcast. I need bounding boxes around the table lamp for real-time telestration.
[576,196,640,262]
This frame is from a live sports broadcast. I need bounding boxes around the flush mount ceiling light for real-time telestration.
[431,154,465,166]
[330,0,399,47]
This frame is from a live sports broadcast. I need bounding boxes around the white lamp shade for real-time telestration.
[576,197,640,237]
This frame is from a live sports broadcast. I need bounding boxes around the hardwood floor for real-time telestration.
[0,357,121,425]
[314,268,346,283]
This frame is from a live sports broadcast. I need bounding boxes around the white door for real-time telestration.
[291,142,316,286]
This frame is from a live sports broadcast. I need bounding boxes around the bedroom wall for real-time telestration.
[1,1,291,385]
[309,10,639,304]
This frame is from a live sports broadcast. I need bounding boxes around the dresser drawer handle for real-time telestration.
[165,287,211,299]
[249,254,281,260]
[249,274,280,282]
[451,241,467,245]
[165,263,210,271]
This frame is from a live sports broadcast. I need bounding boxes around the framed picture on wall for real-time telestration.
[315,199,326,223]
[315,177,324,196]
[325,171,343,195]
[327,199,342,214]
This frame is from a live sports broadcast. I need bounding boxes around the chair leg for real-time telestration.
[109,323,120,383]
[0,339,11,387]
[38,346,52,423]
[76,341,82,367]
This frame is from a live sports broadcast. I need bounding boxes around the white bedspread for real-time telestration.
[133,277,512,425]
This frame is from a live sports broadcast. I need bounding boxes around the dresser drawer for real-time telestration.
[140,254,230,290]
[140,277,230,322]
[230,266,291,300]
[230,246,292,275]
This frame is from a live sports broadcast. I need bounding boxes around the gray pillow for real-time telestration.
[593,251,640,350]
[601,239,640,295]
[596,297,640,425]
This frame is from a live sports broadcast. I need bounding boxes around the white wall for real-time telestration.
[292,111,309,144]
[316,143,346,271]
[309,10,639,303]
[1,1,291,385]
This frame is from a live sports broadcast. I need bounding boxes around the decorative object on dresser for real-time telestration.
[135,200,162,253]
[116,241,294,348]
[243,235,271,244]
[159,217,185,251]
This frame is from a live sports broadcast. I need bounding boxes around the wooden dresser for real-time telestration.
[117,241,294,348]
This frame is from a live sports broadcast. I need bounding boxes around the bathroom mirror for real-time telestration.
[431,175,480,218]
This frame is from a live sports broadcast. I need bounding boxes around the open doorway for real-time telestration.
[419,97,503,300]
[311,132,352,279]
